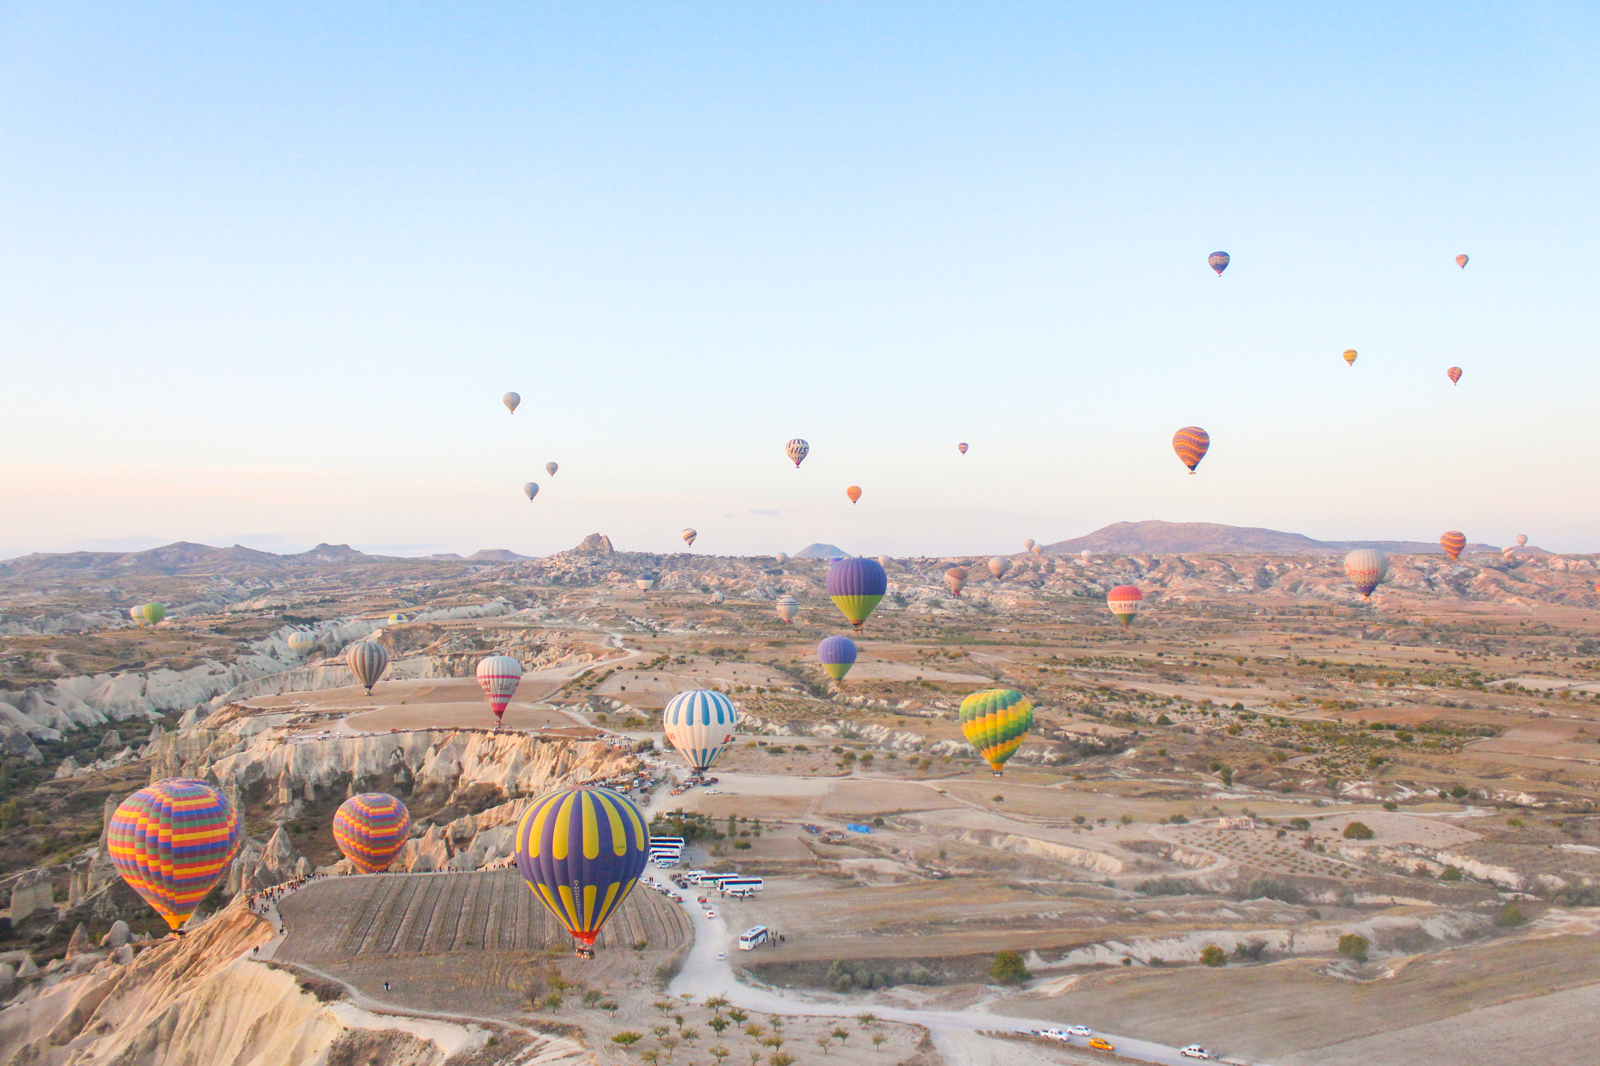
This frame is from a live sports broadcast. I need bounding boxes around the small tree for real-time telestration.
[1199,945,1228,967]
[855,1013,877,1029]
[1496,903,1527,927]
[831,1026,850,1045]
[872,1034,888,1052]
[654,1000,676,1016]
[1343,821,1374,840]
[816,1036,831,1055]
[709,1017,731,1036]
[614,1032,644,1049]
[640,1050,660,1066]
[770,1055,794,1066]
[1338,933,1369,962]
[705,996,730,1016]
[710,1046,730,1065]
[989,950,1031,985]
[728,1009,749,1025]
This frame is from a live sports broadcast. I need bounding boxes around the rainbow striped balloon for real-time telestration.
[108,779,240,931]
[333,793,411,874]
[1172,426,1210,473]
[958,689,1034,773]
[663,689,739,771]
[514,786,650,949]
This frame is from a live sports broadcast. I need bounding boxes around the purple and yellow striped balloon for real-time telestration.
[333,793,411,874]
[108,779,241,931]
[514,786,650,948]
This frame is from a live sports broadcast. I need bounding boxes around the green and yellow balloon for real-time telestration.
[958,688,1034,773]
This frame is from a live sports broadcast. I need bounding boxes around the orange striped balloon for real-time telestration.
[1172,427,1210,473]
[1440,531,1466,562]
[333,793,411,874]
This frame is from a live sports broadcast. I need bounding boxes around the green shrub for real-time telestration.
[1337,934,1369,963]
[1199,945,1227,967]
[1343,821,1374,840]
[988,950,1030,985]
[1496,903,1526,927]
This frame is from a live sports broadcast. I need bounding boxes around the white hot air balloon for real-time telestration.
[1023,539,1034,552]
[709,590,725,604]
[682,529,697,548]
[503,392,521,413]
[662,690,739,772]
[286,631,316,658]
[475,655,523,725]
[1343,549,1389,599]
[774,552,789,566]
[877,555,891,569]
[636,574,657,591]
[1080,550,1092,563]
[1516,534,1528,547]
[346,641,390,694]
[785,439,810,467]
[523,482,539,500]
[775,595,799,624]
[546,462,558,477]
[988,556,1011,579]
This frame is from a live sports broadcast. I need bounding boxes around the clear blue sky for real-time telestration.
[3,2,1597,558]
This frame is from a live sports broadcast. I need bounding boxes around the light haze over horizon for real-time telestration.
[4,3,1598,560]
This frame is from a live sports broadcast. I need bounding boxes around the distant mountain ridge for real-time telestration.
[1043,521,1502,555]
[0,541,531,578]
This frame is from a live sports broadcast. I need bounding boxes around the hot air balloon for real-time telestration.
[774,552,789,566]
[958,442,969,455]
[524,482,540,500]
[1023,539,1035,552]
[682,529,697,548]
[874,555,889,569]
[1107,585,1144,628]
[663,690,739,771]
[846,486,862,504]
[1447,366,1463,385]
[636,574,657,591]
[130,602,165,626]
[828,557,887,632]
[786,439,810,467]
[709,590,725,604]
[1208,251,1230,276]
[775,595,799,624]
[988,556,1011,579]
[1173,426,1210,473]
[1456,254,1469,269]
[514,785,649,954]
[1343,349,1358,367]
[958,689,1034,773]
[332,793,411,874]
[286,630,316,657]
[546,462,559,477]
[476,655,523,723]
[817,636,858,683]
[944,567,968,596]
[387,612,407,625]
[1502,546,1516,561]
[1440,531,1466,562]
[1343,549,1388,599]
[1516,534,1528,548]
[504,392,521,413]
[108,779,240,932]
[347,641,389,693]
[1080,550,1092,563]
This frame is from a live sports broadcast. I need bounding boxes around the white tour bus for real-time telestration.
[718,877,764,893]
[738,926,771,951]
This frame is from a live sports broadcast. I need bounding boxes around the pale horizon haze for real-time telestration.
[3,3,1598,559]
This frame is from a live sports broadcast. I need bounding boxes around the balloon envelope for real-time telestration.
[503,392,521,413]
[786,439,809,467]
[1107,585,1144,627]
[347,641,389,693]
[774,552,789,565]
[1343,549,1389,599]
[476,655,523,721]
[1439,531,1466,562]
[1447,366,1463,385]
[958,442,969,454]
[1023,539,1035,551]
[546,462,558,477]
[1173,427,1210,473]
[524,482,539,500]
[958,689,1034,772]
[514,786,650,949]
[1343,349,1357,366]
[682,529,697,547]
[827,558,888,631]
[286,630,316,657]
[775,595,799,624]
[1516,534,1528,547]
[817,635,858,682]
[1456,254,1469,268]
[663,690,739,771]
[108,779,240,930]
[988,556,1011,579]
[333,793,411,874]
[846,485,862,504]
[131,602,165,626]
[636,575,656,590]
[1208,251,1230,275]
[944,567,968,596]
[709,590,725,604]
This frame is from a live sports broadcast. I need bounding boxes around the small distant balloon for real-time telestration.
[774,552,789,565]
[1208,251,1230,276]
[523,482,539,500]
[546,462,558,477]
[1447,366,1463,385]
[817,635,858,683]
[1516,534,1528,547]
[944,567,968,596]
[988,556,1011,579]
[130,602,165,626]
[1456,254,1469,269]
[1439,531,1466,562]
[1173,426,1210,473]
[958,442,969,455]
[846,485,862,504]
[877,555,891,569]
[1343,549,1389,599]
[1080,550,1092,563]
[346,641,389,693]
[635,574,657,590]
[1502,545,1516,561]
[1023,539,1035,552]
[1107,585,1144,628]
[387,612,407,625]
[682,529,697,548]
[709,590,725,604]
[503,392,521,413]
[958,689,1034,773]
[286,630,316,657]
[786,439,810,467]
[775,595,799,624]
[1343,349,1358,367]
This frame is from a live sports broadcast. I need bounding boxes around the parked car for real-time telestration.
[1068,1025,1092,1038]
[1181,1047,1211,1060]
[1088,1037,1114,1052]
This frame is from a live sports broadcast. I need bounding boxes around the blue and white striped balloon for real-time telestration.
[662,689,739,772]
